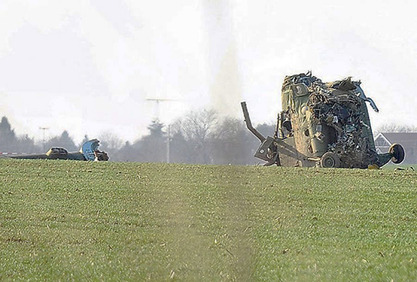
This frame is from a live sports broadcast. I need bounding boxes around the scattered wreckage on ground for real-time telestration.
[3,139,109,161]
[242,72,405,168]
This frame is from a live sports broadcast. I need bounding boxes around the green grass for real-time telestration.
[0,159,416,281]
[383,164,417,171]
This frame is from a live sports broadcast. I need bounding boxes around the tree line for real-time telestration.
[0,116,80,155]
[99,109,275,164]
[1,111,412,164]
[0,111,274,165]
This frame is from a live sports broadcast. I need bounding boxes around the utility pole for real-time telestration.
[166,124,171,163]
[146,98,177,163]
[39,127,49,151]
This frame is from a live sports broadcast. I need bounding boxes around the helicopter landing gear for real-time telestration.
[389,143,405,164]
[320,152,341,168]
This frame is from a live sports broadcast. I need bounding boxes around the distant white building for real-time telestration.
[374,132,417,164]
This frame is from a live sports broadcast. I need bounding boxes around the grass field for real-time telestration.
[0,159,416,281]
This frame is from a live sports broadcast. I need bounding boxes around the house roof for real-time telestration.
[375,132,417,147]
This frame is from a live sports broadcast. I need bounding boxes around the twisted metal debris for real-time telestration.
[242,72,404,168]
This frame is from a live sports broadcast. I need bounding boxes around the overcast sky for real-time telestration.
[1,0,416,144]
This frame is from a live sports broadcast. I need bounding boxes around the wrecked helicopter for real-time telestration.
[2,139,109,161]
[242,72,404,168]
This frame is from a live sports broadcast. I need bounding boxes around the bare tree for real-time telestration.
[43,131,77,152]
[98,132,124,152]
[211,117,256,164]
[375,123,417,135]
[180,109,218,142]
[18,134,40,154]
[173,109,218,164]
